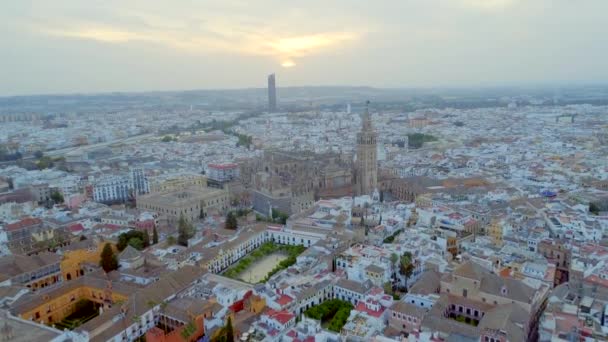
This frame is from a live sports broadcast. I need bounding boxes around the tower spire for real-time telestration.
[362,100,372,130]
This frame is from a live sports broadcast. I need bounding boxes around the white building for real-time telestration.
[92,168,149,203]
[207,163,240,182]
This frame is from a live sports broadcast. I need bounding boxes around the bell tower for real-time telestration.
[354,101,378,195]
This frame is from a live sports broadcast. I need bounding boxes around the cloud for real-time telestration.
[265,32,357,67]
[459,0,518,10]
[35,5,361,68]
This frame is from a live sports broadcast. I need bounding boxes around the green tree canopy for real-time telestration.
[400,252,415,279]
[99,243,118,272]
[50,190,64,204]
[167,235,177,246]
[178,214,194,247]
[407,133,437,149]
[127,237,144,250]
[271,208,289,224]
[225,212,238,230]
[117,230,149,251]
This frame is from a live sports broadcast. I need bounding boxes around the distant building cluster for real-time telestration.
[0,89,607,342]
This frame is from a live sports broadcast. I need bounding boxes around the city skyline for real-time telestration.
[2,0,608,96]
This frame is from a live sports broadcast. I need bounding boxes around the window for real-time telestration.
[463,289,468,298]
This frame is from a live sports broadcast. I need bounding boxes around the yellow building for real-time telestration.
[13,275,134,325]
[60,240,114,282]
[487,219,504,246]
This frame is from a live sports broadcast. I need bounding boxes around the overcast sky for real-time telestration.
[1,0,607,96]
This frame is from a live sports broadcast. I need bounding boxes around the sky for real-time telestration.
[1,0,607,96]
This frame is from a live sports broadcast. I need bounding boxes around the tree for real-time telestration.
[99,243,118,272]
[178,214,194,247]
[390,253,399,273]
[383,281,393,295]
[167,235,177,246]
[271,208,289,225]
[117,230,148,251]
[50,190,64,204]
[142,229,150,247]
[128,237,144,250]
[225,212,238,230]
[590,203,600,215]
[225,316,234,342]
[34,151,44,159]
[152,226,159,244]
[400,252,415,289]
[36,156,55,170]
[180,321,197,340]
[407,133,437,149]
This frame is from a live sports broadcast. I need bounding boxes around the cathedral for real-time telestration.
[241,101,379,216]
[354,101,378,195]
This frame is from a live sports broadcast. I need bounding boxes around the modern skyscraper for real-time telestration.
[355,101,378,195]
[268,73,277,113]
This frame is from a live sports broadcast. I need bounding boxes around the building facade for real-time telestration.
[137,186,229,225]
[92,168,149,203]
[207,163,240,183]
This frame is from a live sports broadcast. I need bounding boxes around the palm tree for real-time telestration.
[390,253,399,285]
[399,252,415,290]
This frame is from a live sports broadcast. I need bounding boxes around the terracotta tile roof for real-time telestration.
[264,309,294,325]
[5,218,42,232]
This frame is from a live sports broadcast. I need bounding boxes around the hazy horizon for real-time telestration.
[2,0,608,96]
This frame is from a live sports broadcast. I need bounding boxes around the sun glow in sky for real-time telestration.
[281,60,296,68]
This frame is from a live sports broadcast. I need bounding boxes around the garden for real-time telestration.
[450,313,480,326]
[54,299,100,330]
[222,242,306,283]
[304,299,353,332]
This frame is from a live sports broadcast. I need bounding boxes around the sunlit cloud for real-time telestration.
[459,0,517,10]
[43,27,145,43]
[39,21,360,68]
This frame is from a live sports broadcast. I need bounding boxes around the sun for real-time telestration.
[281,59,296,68]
